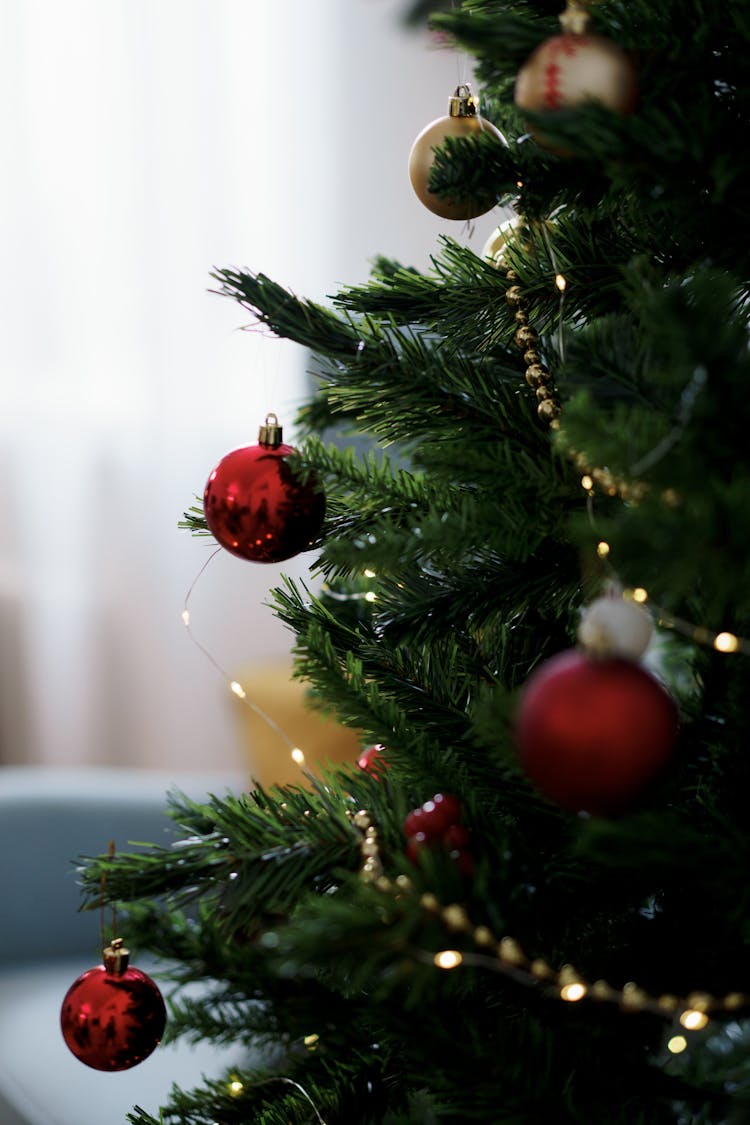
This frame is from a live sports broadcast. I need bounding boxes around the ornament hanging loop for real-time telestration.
[99,839,119,950]
[258,412,283,448]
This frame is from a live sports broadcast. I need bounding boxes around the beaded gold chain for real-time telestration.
[348,808,746,1039]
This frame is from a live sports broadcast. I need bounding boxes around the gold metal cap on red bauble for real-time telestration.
[408,84,505,220]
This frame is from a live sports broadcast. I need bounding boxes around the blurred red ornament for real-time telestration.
[357,744,389,778]
[60,940,166,1071]
[515,650,678,815]
[204,414,325,563]
[405,793,474,873]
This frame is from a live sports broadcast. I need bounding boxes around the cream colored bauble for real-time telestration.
[480,217,518,267]
[577,595,653,660]
[515,33,638,149]
[408,84,504,220]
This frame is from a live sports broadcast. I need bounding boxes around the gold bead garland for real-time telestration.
[348,807,748,1035]
[505,269,562,426]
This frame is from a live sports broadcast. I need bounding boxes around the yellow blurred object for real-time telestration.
[230,661,362,789]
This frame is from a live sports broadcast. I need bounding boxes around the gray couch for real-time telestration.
[0,767,249,1125]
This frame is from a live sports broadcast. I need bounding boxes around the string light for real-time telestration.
[364,568,377,578]
[228,1079,244,1096]
[555,273,567,291]
[354,809,746,1029]
[667,1035,688,1054]
[714,631,739,653]
[434,949,463,970]
[680,1009,709,1031]
[581,474,594,490]
[596,541,611,558]
[364,591,378,603]
[181,551,321,784]
[560,982,587,1002]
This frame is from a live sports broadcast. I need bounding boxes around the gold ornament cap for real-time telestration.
[258,412,283,448]
[448,84,479,118]
[103,936,130,975]
[559,0,591,34]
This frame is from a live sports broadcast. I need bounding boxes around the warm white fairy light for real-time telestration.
[581,474,594,490]
[679,1009,709,1031]
[596,541,611,558]
[555,273,567,291]
[714,631,739,653]
[560,982,587,1002]
[228,1078,244,1096]
[364,568,377,578]
[230,680,247,699]
[181,609,191,626]
[364,591,378,603]
[667,1035,688,1054]
[291,747,306,766]
[434,949,463,970]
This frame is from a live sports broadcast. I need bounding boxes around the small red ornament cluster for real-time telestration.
[204,414,325,563]
[404,793,474,875]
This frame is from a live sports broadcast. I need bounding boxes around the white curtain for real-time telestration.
[0,0,489,773]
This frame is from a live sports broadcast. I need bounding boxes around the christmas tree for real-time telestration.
[73,0,750,1121]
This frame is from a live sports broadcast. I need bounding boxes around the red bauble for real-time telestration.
[515,650,678,815]
[204,415,325,563]
[405,793,474,873]
[404,792,461,840]
[60,943,166,1071]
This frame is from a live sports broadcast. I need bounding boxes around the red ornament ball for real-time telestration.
[60,948,166,1071]
[404,792,462,840]
[405,793,474,873]
[204,419,325,563]
[515,650,678,815]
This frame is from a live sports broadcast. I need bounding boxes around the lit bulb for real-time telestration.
[364,568,376,578]
[364,591,377,603]
[679,1009,709,1031]
[555,273,567,291]
[596,541,611,558]
[434,950,463,970]
[632,587,648,604]
[714,631,739,653]
[181,609,191,626]
[228,1079,244,1096]
[560,982,587,1002]
[667,1035,688,1054]
[291,747,305,766]
[581,474,594,490]
[230,681,246,699]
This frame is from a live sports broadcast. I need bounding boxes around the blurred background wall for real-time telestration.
[0,0,501,774]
